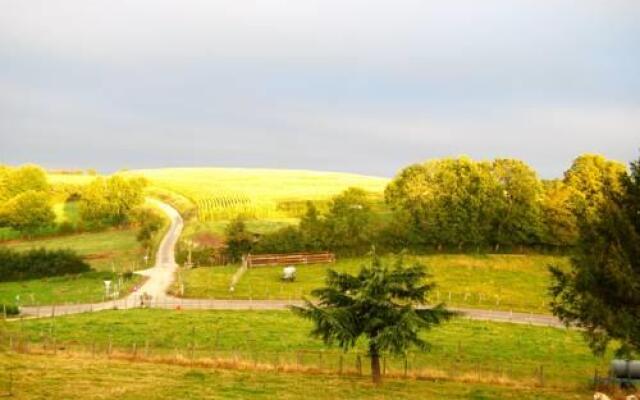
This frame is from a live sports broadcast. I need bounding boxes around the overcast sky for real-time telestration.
[0,1,638,178]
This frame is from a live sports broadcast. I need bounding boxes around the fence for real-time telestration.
[246,252,335,268]
[0,328,599,392]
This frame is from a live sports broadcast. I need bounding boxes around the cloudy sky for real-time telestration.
[0,0,638,178]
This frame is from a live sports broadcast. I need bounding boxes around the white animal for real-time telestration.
[593,393,611,400]
[282,266,296,281]
[626,395,638,400]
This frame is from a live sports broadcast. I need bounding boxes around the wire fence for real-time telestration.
[0,329,601,392]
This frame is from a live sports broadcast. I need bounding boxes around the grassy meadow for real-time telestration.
[0,229,147,305]
[1,309,608,389]
[0,352,590,400]
[172,254,568,313]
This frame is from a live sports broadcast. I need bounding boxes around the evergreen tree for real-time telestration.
[292,251,455,383]
[550,155,639,356]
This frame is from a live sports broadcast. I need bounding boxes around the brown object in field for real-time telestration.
[247,252,335,267]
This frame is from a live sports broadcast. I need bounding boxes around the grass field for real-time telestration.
[0,229,147,305]
[128,168,389,221]
[0,352,590,400]
[172,254,568,313]
[1,309,607,389]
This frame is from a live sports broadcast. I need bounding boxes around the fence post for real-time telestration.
[404,355,408,378]
[339,354,344,375]
[356,354,362,376]
[383,356,386,377]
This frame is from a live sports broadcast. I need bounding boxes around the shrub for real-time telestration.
[0,248,91,282]
[0,304,19,316]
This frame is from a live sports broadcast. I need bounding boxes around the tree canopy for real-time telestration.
[78,175,146,227]
[385,157,546,249]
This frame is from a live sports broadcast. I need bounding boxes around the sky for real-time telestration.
[0,0,638,179]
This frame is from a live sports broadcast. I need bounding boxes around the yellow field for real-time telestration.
[47,173,97,186]
[128,168,389,220]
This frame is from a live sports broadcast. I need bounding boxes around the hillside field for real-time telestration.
[128,168,389,221]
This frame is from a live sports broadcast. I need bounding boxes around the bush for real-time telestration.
[0,304,19,316]
[0,248,91,282]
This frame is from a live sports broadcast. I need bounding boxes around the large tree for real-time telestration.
[224,216,254,263]
[0,164,49,201]
[323,187,374,255]
[292,252,455,383]
[550,155,639,356]
[540,180,578,247]
[563,154,626,223]
[78,175,146,227]
[385,156,544,250]
[488,159,543,249]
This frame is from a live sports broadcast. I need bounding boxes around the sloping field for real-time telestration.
[129,168,389,220]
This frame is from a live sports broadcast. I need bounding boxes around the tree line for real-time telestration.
[0,165,162,247]
[222,153,628,258]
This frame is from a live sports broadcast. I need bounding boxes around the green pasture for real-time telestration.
[0,352,589,400]
[2,309,607,389]
[174,254,568,313]
[0,229,146,305]
[0,272,140,305]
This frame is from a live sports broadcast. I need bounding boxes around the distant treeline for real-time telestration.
[0,248,90,282]
[0,164,159,249]
[223,154,629,258]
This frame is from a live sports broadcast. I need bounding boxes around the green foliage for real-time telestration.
[253,226,304,254]
[133,207,165,249]
[550,154,640,356]
[0,164,49,201]
[0,247,90,282]
[78,175,146,228]
[0,165,54,234]
[0,303,19,315]
[487,159,544,248]
[224,216,254,263]
[540,180,578,246]
[292,251,455,383]
[562,153,627,223]
[323,188,375,255]
[0,190,55,233]
[384,155,624,250]
[251,188,377,256]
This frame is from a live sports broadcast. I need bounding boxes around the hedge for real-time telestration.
[0,247,90,282]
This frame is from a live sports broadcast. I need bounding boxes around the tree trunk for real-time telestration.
[370,344,382,384]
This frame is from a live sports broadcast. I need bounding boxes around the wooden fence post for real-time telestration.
[404,355,408,377]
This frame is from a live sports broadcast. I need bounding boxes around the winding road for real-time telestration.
[20,200,564,328]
